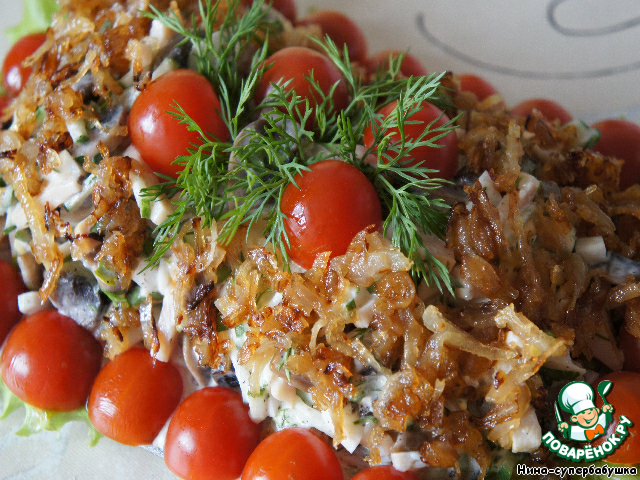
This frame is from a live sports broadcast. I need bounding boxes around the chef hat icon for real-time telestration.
[559,381,597,415]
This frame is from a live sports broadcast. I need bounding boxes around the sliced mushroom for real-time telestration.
[72,104,127,159]
[212,371,241,391]
[49,269,107,330]
[70,73,95,99]
[594,251,640,284]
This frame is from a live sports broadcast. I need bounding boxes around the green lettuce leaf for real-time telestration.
[5,0,60,44]
[1,378,102,446]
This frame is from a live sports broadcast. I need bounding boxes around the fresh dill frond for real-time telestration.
[220,83,322,267]
[142,0,278,267]
[144,82,322,270]
[218,41,269,139]
[143,103,231,266]
[142,7,456,292]
[317,38,452,143]
[317,37,457,292]
[143,0,277,126]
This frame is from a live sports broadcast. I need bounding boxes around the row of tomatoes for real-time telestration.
[0,259,421,479]
[3,257,640,477]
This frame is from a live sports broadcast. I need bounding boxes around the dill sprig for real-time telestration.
[218,84,317,265]
[143,104,231,266]
[143,83,319,269]
[143,0,277,131]
[318,39,453,146]
[141,0,276,265]
[365,88,456,291]
[142,3,456,291]
[317,38,457,291]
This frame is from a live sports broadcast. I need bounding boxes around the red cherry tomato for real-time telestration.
[0,260,25,346]
[128,69,228,178]
[593,371,640,464]
[281,159,382,269]
[243,0,296,22]
[591,118,640,190]
[270,0,296,22]
[352,466,420,480]
[297,10,367,63]
[2,32,47,95]
[0,310,102,411]
[363,100,459,180]
[255,46,348,127]
[365,50,427,78]
[0,94,11,116]
[88,347,183,446]
[164,386,262,480]
[619,326,640,373]
[458,73,500,102]
[510,98,572,124]
[242,427,343,480]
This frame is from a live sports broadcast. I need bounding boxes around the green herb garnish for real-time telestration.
[1,378,101,446]
[354,415,379,425]
[142,0,455,292]
[235,323,246,337]
[538,366,580,387]
[143,0,276,130]
[278,347,294,383]
[99,286,128,306]
[216,315,229,332]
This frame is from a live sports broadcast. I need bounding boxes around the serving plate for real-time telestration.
[0,0,639,478]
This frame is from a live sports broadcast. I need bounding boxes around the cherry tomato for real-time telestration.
[164,386,262,480]
[619,326,640,373]
[365,50,427,78]
[2,32,46,96]
[0,310,102,411]
[591,118,640,190]
[0,260,25,346]
[88,347,183,446]
[242,427,343,480]
[352,466,420,480]
[297,10,367,63]
[363,100,459,180]
[281,159,382,269]
[593,371,640,464]
[0,94,11,116]
[243,0,296,22]
[458,73,500,102]
[510,98,572,124]
[128,69,228,178]
[255,46,348,127]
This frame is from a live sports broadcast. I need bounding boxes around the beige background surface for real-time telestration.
[308,0,640,123]
[1,0,640,479]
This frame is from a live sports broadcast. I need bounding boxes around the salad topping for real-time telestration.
[1,0,640,478]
